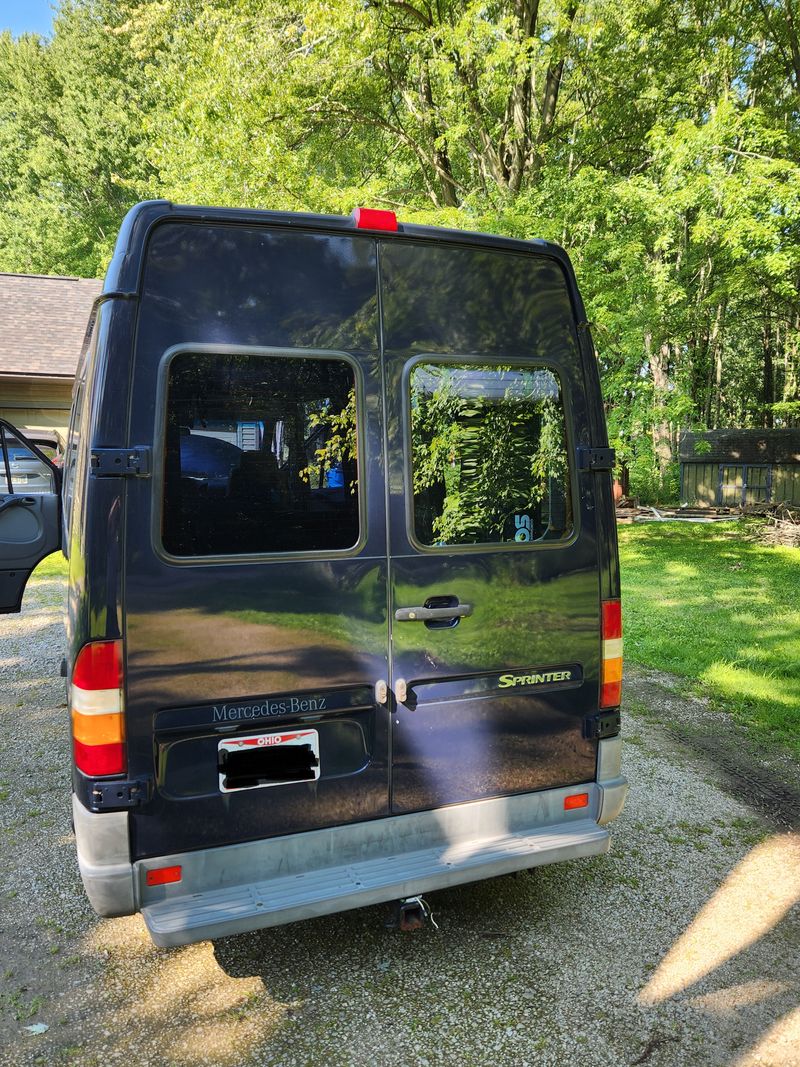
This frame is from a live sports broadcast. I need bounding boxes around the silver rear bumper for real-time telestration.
[73,738,629,945]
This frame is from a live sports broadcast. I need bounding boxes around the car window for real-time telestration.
[162,350,361,557]
[408,362,573,547]
[1,431,55,494]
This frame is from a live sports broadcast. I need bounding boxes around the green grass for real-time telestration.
[32,552,68,578]
[619,521,800,753]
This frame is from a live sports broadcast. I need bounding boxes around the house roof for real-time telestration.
[679,429,800,465]
[0,272,103,379]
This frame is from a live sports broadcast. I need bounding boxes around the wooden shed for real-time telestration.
[679,429,800,507]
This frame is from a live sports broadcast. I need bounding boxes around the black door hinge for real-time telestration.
[577,446,616,472]
[90,778,151,811]
[90,447,151,478]
[583,710,621,740]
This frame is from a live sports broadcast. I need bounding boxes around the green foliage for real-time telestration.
[300,387,358,492]
[619,522,800,754]
[1,0,799,458]
[772,401,800,426]
[410,365,569,544]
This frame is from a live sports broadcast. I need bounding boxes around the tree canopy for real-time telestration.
[2,0,799,499]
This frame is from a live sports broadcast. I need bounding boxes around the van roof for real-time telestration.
[103,200,575,301]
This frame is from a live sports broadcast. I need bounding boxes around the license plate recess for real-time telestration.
[218,729,320,793]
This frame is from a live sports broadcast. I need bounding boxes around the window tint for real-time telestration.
[162,352,360,557]
[409,363,572,547]
[381,243,578,359]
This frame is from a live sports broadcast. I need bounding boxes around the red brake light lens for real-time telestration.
[602,600,622,640]
[352,207,398,231]
[72,639,122,691]
[72,739,126,777]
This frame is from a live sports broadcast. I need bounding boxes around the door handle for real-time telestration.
[0,496,36,516]
[395,604,473,622]
[375,679,388,705]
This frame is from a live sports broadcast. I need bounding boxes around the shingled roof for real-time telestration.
[0,273,103,378]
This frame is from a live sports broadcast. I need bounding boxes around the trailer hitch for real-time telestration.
[385,896,439,932]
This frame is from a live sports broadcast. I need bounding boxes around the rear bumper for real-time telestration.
[72,794,136,917]
[73,741,629,943]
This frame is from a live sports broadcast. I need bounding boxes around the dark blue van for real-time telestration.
[0,203,627,946]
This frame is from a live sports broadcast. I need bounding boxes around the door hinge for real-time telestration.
[583,710,621,741]
[577,446,615,472]
[90,778,151,811]
[90,447,151,478]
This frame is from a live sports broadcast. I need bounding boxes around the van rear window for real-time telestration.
[408,362,572,547]
[162,351,359,557]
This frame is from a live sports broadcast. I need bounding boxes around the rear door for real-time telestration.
[0,420,61,613]
[380,242,601,813]
[124,223,390,859]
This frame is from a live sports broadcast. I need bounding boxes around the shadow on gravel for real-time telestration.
[638,830,800,1066]
[211,869,567,1055]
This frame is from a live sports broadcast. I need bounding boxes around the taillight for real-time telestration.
[70,639,125,776]
[352,206,398,231]
[600,599,622,708]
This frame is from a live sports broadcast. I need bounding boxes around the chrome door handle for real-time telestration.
[395,604,473,622]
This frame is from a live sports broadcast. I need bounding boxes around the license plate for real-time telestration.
[218,728,320,792]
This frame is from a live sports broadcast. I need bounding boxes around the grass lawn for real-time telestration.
[32,552,69,578]
[619,521,800,754]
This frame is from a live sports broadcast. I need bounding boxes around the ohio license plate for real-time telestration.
[218,728,320,792]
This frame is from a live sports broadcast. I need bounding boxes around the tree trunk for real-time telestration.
[763,314,774,428]
[645,332,673,477]
[786,0,800,93]
[529,0,579,179]
[506,0,540,193]
[709,301,725,428]
[419,66,459,207]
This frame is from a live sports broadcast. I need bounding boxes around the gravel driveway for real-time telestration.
[1,571,799,1067]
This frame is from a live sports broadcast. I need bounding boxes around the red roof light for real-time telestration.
[353,207,398,232]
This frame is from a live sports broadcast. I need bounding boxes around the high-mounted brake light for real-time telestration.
[600,599,623,708]
[352,207,398,232]
[70,639,126,777]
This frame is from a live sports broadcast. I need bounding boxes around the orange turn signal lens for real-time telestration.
[71,709,124,746]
